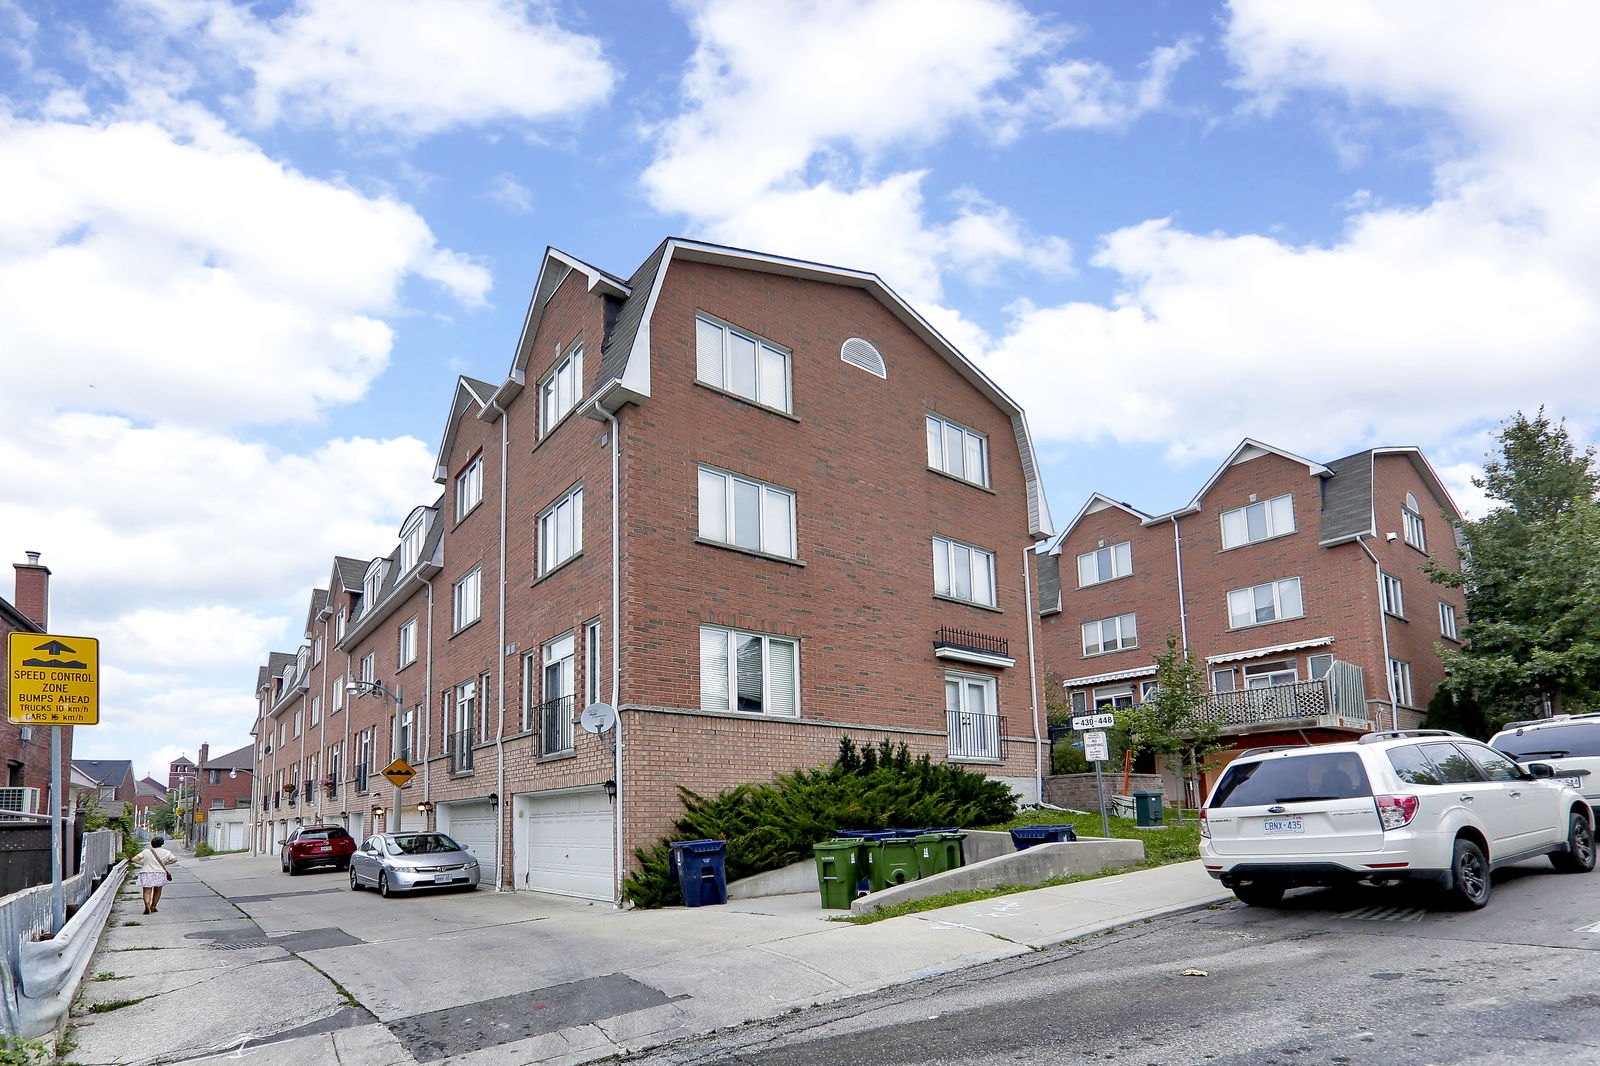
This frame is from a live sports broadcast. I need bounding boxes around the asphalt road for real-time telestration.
[623,859,1600,1066]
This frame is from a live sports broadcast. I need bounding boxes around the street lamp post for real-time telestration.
[346,679,406,832]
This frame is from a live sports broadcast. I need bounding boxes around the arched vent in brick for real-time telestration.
[840,337,886,378]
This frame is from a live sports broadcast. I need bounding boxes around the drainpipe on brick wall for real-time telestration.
[1023,546,1043,804]
[1170,516,1190,650]
[491,398,510,891]
[590,398,625,909]
[1355,534,1401,731]
[423,577,434,817]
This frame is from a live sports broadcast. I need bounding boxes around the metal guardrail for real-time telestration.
[947,709,1004,760]
[446,729,474,773]
[537,695,574,755]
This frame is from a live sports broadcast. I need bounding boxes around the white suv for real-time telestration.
[1490,713,1600,813]
[1199,729,1594,909]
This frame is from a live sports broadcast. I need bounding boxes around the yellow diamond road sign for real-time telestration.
[7,632,99,726]
[381,758,416,788]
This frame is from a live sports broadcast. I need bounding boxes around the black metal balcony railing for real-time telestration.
[355,763,369,794]
[446,728,475,774]
[272,793,281,810]
[324,774,339,799]
[537,695,575,756]
[935,627,1010,658]
[946,709,1004,760]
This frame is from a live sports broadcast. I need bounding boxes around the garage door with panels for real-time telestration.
[441,800,498,886]
[514,788,613,901]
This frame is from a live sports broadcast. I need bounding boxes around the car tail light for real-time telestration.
[1199,808,1210,839]
[1374,795,1419,830]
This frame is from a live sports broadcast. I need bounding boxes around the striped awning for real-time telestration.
[1059,663,1158,687]
[1206,636,1334,666]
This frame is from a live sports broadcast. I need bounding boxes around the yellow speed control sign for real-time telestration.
[7,632,100,725]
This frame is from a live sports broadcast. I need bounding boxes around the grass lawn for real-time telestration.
[836,805,1202,925]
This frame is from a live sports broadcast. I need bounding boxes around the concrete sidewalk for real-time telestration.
[67,854,1234,1066]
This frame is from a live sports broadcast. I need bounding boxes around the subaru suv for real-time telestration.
[280,824,357,875]
[1200,730,1594,909]
[1491,713,1600,813]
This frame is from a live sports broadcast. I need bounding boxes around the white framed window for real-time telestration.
[398,707,414,761]
[1077,541,1132,587]
[945,672,999,759]
[453,567,481,631]
[453,679,476,739]
[541,632,576,755]
[1402,493,1426,551]
[1380,571,1405,617]
[398,618,418,667]
[456,455,483,520]
[310,696,320,728]
[584,619,602,705]
[1440,601,1459,641]
[1139,679,1159,700]
[1210,668,1236,692]
[400,511,427,572]
[1092,684,1134,711]
[1308,653,1334,680]
[1082,613,1138,656]
[1221,493,1295,549]
[336,608,347,639]
[1388,658,1413,706]
[925,414,989,487]
[932,536,996,607]
[698,467,796,558]
[695,314,792,412]
[699,625,798,716]
[1227,577,1304,628]
[479,671,492,737]
[332,675,344,713]
[312,635,323,665]
[540,341,583,435]
[538,486,584,574]
[362,559,386,609]
[293,710,302,737]
[360,652,375,684]
[1243,661,1297,688]
[520,651,538,732]
[1070,690,1087,716]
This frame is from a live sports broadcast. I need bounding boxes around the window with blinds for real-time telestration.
[696,314,791,413]
[699,626,798,716]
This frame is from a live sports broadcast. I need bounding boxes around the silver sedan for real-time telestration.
[349,832,481,897]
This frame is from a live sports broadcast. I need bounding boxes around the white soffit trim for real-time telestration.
[1060,664,1158,687]
[1206,636,1334,666]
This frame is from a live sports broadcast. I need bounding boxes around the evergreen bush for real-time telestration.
[622,738,1018,907]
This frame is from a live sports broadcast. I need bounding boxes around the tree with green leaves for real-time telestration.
[1116,636,1225,821]
[1427,409,1600,728]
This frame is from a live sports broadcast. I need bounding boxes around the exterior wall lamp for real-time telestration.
[372,805,387,817]
[487,792,499,809]
[417,801,435,814]
[604,778,617,802]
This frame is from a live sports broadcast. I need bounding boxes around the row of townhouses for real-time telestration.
[251,237,1466,900]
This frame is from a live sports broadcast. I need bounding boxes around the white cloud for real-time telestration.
[990,37,1197,139]
[981,1,1600,461]
[86,606,289,673]
[0,105,489,427]
[134,0,615,135]
[486,173,534,213]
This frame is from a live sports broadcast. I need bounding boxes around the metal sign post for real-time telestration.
[1084,730,1111,838]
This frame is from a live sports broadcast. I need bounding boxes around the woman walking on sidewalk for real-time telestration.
[133,836,179,913]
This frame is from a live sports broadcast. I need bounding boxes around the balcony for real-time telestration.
[536,695,574,756]
[446,728,475,774]
[1200,668,1370,734]
[934,627,1016,668]
[947,709,1005,761]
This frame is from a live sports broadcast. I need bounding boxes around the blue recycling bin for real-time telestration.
[668,839,728,907]
[1009,824,1078,850]
[833,829,897,839]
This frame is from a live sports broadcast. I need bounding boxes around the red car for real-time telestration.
[280,825,356,875]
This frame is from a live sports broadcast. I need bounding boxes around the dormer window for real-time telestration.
[399,510,428,572]
[363,559,387,607]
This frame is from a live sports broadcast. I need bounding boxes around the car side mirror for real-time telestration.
[277,838,287,845]
[1526,762,1555,778]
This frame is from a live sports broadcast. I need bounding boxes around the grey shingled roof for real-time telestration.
[304,588,328,637]
[200,744,254,771]
[333,556,366,592]
[596,239,670,389]
[1319,450,1375,544]
[258,651,296,694]
[72,760,133,787]
[1036,552,1061,613]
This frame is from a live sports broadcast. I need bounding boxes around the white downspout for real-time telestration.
[590,398,624,908]
[422,577,434,815]
[1355,534,1400,731]
[1170,516,1190,651]
[1023,546,1043,804]
[492,399,510,891]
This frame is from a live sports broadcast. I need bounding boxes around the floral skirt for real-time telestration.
[136,871,167,888]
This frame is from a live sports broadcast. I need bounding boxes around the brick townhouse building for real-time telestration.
[253,238,1054,901]
[193,742,254,851]
[1,552,69,819]
[1037,440,1467,802]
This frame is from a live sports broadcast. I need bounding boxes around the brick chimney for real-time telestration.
[13,551,49,630]
[199,743,210,768]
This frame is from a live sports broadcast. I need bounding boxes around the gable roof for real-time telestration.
[1318,446,1462,546]
[432,377,498,482]
[1154,439,1333,521]
[257,651,297,694]
[1044,493,1152,555]
[332,557,366,594]
[200,744,254,772]
[72,759,133,787]
[340,497,446,648]
[303,588,329,637]
[136,777,168,799]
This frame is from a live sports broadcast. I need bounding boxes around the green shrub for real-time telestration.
[622,738,1018,907]
[193,842,216,857]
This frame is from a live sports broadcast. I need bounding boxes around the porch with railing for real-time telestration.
[1199,661,1370,733]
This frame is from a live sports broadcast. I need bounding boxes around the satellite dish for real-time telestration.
[579,703,617,734]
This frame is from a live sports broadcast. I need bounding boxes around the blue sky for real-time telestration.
[4,0,1597,781]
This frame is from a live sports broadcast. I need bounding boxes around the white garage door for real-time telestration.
[515,788,613,901]
[441,801,498,887]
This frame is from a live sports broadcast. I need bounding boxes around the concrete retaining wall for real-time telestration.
[849,837,1145,915]
[1044,774,1166,811]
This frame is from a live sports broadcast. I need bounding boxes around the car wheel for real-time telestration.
[378,872,394,899]
[1231,880,1285,907]
[1551,812,1597,873]
[286,861,300,877]
[349,867,361,891]
[1443,838,1491,909]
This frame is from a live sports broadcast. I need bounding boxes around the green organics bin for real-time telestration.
[1134,789,1166,827]
[863,837,919,892]
[813,838,862,910]
[914,831,966,878]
